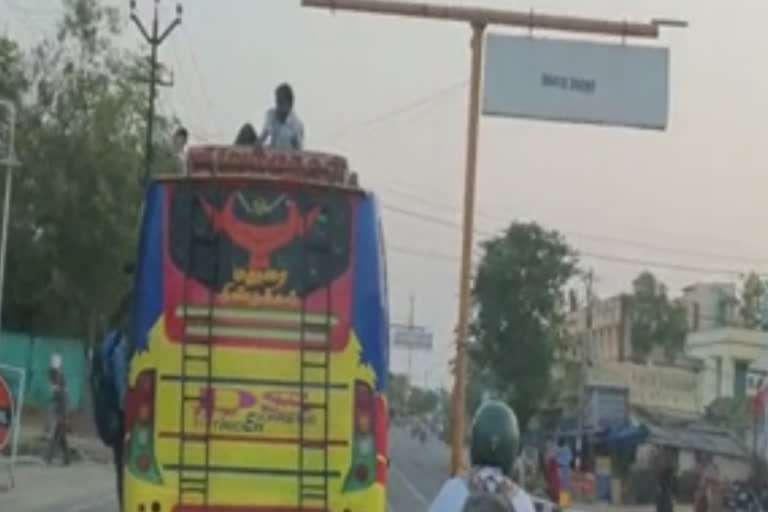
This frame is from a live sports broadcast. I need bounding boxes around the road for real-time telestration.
[54,426,448,512]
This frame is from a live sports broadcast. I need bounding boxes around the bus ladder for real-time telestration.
[177,182,219,507]
[298,206,333,512]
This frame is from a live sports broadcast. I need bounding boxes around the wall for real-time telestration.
[586,361,700,415]
[0,331,86,411]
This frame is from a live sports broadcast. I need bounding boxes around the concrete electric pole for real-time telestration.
[129,0,182,186]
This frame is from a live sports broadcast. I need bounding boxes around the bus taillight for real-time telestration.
[126,369,163,485]
[344,380,376,491]
[354,381,373,435]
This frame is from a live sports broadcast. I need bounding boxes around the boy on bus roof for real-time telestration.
[260,83,304,151]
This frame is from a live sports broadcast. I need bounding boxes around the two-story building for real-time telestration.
[682,282,768,406]
[565,294,632,363]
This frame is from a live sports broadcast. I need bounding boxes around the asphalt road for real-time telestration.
[63,426,448,512]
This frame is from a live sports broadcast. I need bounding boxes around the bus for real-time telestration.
[122,145,390,512]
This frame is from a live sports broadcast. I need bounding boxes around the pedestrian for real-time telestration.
[45,354,70,466]
[655,447,677,512]
[546,441,561,503]
[260,83,304,150]
[92,289,131,509]
[428,400,535,512]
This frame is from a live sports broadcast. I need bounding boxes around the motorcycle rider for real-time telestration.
[428,400,536,512]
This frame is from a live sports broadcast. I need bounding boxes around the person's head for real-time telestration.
[51,353,62,370]
[469,399,520,476]
[172,127,188,152]
[275,83,294,121]
[234,123,259,146]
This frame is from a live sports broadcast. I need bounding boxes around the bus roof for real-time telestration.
[155,144,360,189]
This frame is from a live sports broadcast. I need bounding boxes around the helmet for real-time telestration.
[469,399,520,475]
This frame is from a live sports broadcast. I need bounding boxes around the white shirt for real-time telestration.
[428,468,537,512]
[262,108,304,150]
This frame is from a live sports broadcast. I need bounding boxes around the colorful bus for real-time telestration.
[122,146,389,512]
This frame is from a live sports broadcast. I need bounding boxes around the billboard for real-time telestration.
[392,324,433,350]
[483,34,670,130]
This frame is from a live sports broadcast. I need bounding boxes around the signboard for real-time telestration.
[587,362,698,414]
[586,385,629,431]
[392,324,433,350]
[483,34,670,130]
[0,374,13,451]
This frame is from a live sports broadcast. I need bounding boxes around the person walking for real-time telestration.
[45,354,70,466]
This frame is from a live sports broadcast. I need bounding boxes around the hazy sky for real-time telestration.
[4,0,768,388]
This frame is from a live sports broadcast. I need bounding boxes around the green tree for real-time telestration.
[4,0,175,340]
[0,36,27,103]
[406,386,439,416]
[629,272,688,362]
[387,373,410,415]
[469,221,578,428]
[740,271,765,329]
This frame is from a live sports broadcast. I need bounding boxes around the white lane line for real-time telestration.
[65,494,115,512]
[390,463,429,506]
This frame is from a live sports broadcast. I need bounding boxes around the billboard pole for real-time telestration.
[301,0,676,477]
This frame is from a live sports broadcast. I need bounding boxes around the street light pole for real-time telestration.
[301,0,667,476]
[0,100,19,349]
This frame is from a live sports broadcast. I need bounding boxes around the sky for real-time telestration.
[3,0,768,389]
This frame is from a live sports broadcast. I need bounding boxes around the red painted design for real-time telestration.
[198,193,321,270]
[162,186,358,351]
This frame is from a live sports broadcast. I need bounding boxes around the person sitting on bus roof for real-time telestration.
[234,122,261,147]
[260,83,304,151]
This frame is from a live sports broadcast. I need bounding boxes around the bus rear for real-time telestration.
[123,147,389,512]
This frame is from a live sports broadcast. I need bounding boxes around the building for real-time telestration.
[680,282,739,332]
[586,361,701,417]
[682,282,768,406]
[565,295,632,363]
[687,327,768,406]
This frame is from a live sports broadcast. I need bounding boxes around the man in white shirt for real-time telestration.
[261,83,304,151]
[428,400,536,512]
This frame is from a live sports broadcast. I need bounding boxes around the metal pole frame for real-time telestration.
[300,0,683,477]
[0,363,27,489]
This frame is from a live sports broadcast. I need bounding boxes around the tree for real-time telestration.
[629,272,687,362]
[387,373,410,414]
[406,386,439,416]
[469,221,578,428]
[740,271,765,329]
[3,0,176,341]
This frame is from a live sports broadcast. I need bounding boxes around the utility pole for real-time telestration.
[129,0,182,186]
[302,0,681,476]
[407,294,416,381]
[577,269,594,468]
[0,100,19,350]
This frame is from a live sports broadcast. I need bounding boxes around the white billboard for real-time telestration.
[392,324,433,350]
[483,34,670,130]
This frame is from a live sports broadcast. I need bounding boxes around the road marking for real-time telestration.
[65,494,115,512]
[390,463,429,506]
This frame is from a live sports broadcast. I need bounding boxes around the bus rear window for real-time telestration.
[167,183,352,297]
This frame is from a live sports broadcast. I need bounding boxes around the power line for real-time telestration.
[317,79,468,143]
[385,186,768,267]
[381,201,762,277]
